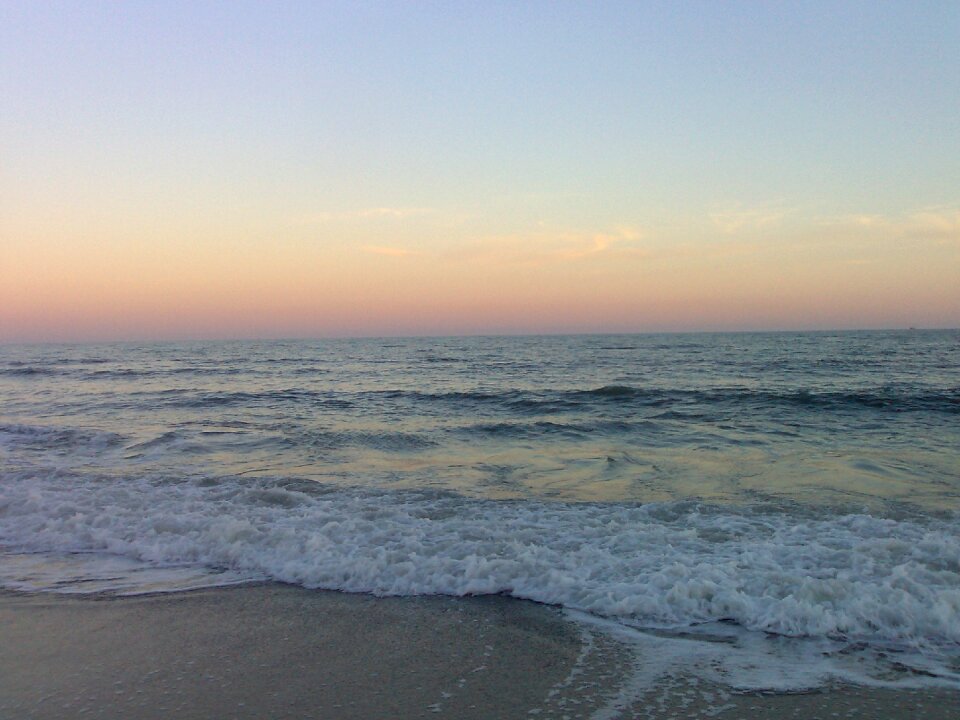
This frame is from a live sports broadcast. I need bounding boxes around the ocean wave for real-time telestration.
[1,365,244,380]
[579,385,646,398]
[294,428,437,452]
[83,367,247,379]
[169,389,354,409]
[6,364,954,416]
[1,472,957,657]
[372,385,960,415]
[578,385,960,413]
[0,423,126,451]
[461,420,591,438]
[7,358,110,366]
[0,366,59,377]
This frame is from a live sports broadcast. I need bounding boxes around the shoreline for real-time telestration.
[1,583,586,719]
[2,583,959,719]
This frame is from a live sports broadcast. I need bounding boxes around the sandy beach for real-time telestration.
[2,584,957,720]
[5,0,959,715]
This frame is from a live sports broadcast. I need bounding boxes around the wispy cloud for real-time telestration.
[290,212,335,225]
[709,204,791,235]
[356,207,433,219]
[452,226,644,265]
[291,207,435,225]
[558,227,643,260]
[832,206,960,243]
[361,245,417,257]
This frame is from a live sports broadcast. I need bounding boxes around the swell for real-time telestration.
[0,367,58,377]
[1,420,436,456]
[1,366,247,380]
[168,389,354,409]
[375,386,960,415]
[84,367,246,379]
[0,422,126,450]
[36,384,957,416]
[576,385,960,413]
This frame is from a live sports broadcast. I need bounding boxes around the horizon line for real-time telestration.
[1,325,956,347]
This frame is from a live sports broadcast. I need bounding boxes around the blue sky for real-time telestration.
[2,2,958,339]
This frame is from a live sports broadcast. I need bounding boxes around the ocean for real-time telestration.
[1,330,958,693]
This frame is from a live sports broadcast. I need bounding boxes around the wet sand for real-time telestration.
[1,584,957,719]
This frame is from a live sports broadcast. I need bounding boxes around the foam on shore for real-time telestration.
[1,470,958,691]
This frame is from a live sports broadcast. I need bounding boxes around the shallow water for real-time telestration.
[1,330,958,690]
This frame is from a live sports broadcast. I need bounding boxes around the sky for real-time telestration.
[1,1,958,341]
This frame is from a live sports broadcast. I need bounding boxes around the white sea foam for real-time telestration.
[1,470,958,689]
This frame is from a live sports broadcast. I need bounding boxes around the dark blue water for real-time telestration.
[1,331,958,690]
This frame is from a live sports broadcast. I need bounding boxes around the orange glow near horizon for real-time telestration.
[3,4,959,342]
[3,205,958,342]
